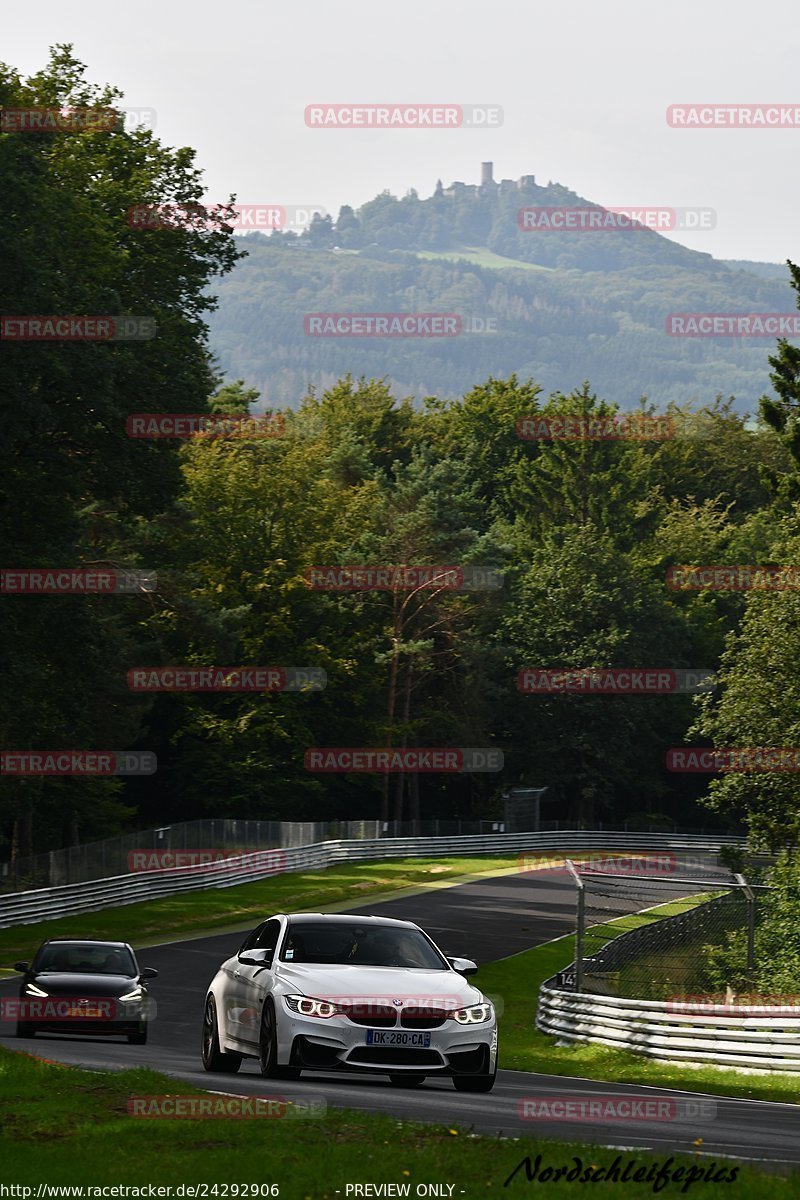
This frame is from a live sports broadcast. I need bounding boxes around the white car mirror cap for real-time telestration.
[239,949,273,967]
[448,957,478,976]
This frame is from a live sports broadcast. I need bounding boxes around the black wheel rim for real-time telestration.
[260,1005,274,1072]
[202,998,215,1061]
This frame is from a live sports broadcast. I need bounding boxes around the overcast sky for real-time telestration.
[5,0,799,262]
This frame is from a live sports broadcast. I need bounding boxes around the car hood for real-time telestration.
[30,973,138,996]
[275,963,483,1006]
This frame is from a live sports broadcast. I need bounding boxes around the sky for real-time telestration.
[4,0,800,263]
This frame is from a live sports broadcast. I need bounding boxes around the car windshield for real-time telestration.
[280,923,448,969]
[35,944,137,976]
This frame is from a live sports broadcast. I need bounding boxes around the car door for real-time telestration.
[220,921,266,1044]
[227,918,283,1048]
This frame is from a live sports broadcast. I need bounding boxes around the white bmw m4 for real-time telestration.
[201,912,498,1091]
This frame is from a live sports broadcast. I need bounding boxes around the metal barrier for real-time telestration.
[536,892,800,1072]
[0,830,743,929]
[537,986,800,1071]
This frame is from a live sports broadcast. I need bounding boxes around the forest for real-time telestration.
[2,49,800,862]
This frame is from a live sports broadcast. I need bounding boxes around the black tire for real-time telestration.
[15,1023,35,1038]
[128,1026,148,1045]
[389,1074,426,1088]
[202,995,242,1073]
[258,998,300,1079]
[452,1067,497,1093]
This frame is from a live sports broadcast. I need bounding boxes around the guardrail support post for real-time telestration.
[735,873,756,978]
[565,859,585,993]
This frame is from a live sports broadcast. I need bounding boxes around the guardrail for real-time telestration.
[0,830,743,929]
[536,892,800,1072]
[537,986,800,1071]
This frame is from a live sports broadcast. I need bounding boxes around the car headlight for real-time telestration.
[24,983,48,997]
[118,987,144,1002]
[449,1002,493,1024]
[284,994,341,1019]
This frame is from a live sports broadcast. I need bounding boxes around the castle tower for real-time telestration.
[480,161,494,186]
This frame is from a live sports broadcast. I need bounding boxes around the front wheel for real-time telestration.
[452,1060,497,1093]
[259,999,300,1079]
[128,1026,148,1045]
[389,1074,426,1088]
[15,1023,35,1038]
[202,995,242,1073]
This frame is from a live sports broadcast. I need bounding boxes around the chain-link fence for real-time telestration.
[1,816,524,892]
[0,817,738,893]
[553,854,770,1000]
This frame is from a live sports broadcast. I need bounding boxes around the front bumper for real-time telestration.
[15,996,148,1037]
[279,1008,498,1075]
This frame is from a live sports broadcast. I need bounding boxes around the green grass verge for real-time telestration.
[480,897,800,1105]
[0,857,523,966]
[0,1046,793,1195]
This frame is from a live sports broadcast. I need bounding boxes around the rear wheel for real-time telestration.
[202,995,242,1073]
[389,1074,426,1088]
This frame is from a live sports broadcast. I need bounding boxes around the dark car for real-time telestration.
[13,939,158,1044]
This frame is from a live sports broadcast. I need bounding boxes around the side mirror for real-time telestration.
[447,956,478,976]
[238,949,273,968]
[14,961,30,973]
[140,967,159,979]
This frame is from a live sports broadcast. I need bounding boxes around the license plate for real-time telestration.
[68,1007,102,1018]
[365,1030,431,1047]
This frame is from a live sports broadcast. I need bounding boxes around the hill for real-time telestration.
[205,169,796,409]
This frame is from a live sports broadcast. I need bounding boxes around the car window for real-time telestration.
[35,943,136,975]
[239,919,281,954]
[279,923,447,969]
[253,919,281,952]
[238,923,268,953]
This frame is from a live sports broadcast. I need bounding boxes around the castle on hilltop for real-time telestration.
[442,162,536,198]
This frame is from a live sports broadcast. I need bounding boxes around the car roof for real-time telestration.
[40,939,132,949]
[280,913,419,929]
